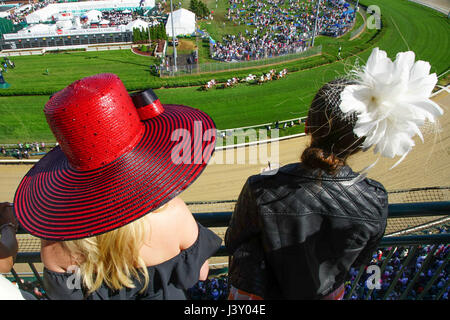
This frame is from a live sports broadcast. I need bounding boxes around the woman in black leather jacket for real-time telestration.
[225,78,389,300]
[225,47,443,300]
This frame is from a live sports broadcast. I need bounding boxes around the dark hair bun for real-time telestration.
[301,147,343,174]
[301,78,365,174]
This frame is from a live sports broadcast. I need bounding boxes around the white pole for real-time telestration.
[195,17,199,73]
[170,0,177,73]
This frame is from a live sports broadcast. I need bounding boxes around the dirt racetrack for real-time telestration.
[410,0,450,14]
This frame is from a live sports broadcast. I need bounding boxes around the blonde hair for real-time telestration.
[62,216,150,294]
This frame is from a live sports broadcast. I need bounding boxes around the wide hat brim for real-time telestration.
[14,104,216,240]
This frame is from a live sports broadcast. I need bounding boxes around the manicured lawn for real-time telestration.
[0,95,53,143]
[367,0,449,75]
[0,50,158,95]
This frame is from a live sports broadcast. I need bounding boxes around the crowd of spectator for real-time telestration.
[88,3,166,28]
[3,0,54,25]
[211,0,355,62]
[98,10,133,27]
[187,275,229,300]
[346,225,449,300]
[1,57,14,77]
[0,142,49,159]
[2,0,163,30]
[7,278,46,300]
[316,0,356,36]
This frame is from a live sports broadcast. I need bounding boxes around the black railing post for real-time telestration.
[435,278,450,300]
[417,253,449,299]
[344,264,366,300]
[399,245,437,299]
[382,246,418,299]
[364,247,396,299]
[28,262,43,286]
[9,267,22,287]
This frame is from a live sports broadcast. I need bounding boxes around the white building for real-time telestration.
[165,8,196,37]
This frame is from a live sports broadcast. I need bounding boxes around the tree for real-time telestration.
[200,2,209,18]
[189,0,199,13]
[132,28,140,43]
[189,0,209,19]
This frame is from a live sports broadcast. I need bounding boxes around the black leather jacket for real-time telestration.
[225,163,388,299]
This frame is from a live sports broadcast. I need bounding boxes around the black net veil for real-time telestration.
[306,78,365,158]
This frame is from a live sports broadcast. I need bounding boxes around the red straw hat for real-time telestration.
[13,73,216,240]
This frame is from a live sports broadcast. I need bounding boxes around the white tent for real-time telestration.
[26,7,58,24]
[73,17,82,28]
[20,23,51,35]
[56,20,73,29]
[48,24,58,33]
[165,8,196,37]
[85,9,102,23]
[125,19,149,31]
[25,13,41,24]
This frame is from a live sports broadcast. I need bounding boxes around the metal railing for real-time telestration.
[160,45,323,77]
[5,201,449,300]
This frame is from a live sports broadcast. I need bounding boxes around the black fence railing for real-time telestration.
[192,201,450,257]
[6,201,450,300]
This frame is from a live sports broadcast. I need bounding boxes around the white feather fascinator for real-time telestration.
[339,47,444,168]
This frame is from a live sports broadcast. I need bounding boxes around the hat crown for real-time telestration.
[44,73,145,171]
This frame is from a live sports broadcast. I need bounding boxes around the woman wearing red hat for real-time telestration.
[13,73,221,300]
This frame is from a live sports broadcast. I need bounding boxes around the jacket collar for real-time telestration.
[279,162,360,181]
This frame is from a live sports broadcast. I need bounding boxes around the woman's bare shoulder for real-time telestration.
[41,240,74,272]
[151,197,199,250]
